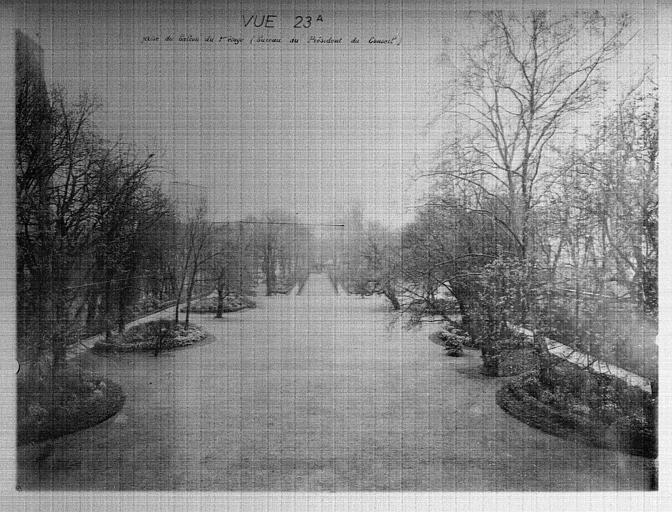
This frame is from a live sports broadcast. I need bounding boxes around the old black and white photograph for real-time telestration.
[7,0,664,504]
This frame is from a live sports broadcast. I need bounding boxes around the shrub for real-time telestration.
[439,331,464,356]
[434,323,473,356]
[443,321,479,347]
[481,331,538,376]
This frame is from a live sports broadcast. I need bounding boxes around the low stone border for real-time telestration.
[17,378,125,446]
[496,374,656,459]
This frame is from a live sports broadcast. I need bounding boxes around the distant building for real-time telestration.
[16,30,49,116]
[16,30,51,159]
[16,30,44,74]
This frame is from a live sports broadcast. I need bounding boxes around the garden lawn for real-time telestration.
[17,274,655,491]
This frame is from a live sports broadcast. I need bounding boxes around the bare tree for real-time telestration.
[569,85,658,313]
[16,80,169,362]
[16,88,106,364]
[208,222,256,318]
[400,197,515,334]
[89,149,167,339]
[357,222,401,310]
[253,210,311,295]
[433,10,629,258]
[174,197,211,326]
[16,33,54,360]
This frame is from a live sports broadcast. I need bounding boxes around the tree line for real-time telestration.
[16,36,313,367]
[332,11,657,378]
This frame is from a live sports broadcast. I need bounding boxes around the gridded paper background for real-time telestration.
[9,0,664,504]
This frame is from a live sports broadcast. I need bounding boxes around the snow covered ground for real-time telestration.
[21,274,653,491]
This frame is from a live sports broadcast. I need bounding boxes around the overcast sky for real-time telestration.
[17,0,657,228]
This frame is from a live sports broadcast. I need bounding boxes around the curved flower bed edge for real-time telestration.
[496,373,656,459]
[18,378,125,446]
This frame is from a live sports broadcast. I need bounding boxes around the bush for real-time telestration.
[440,332,464,356]
[481,331,538,376]
[434,324,472,356]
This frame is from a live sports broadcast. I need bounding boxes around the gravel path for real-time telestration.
[18,274,654,490]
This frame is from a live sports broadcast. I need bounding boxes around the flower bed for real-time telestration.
[17,364,125,446]
[180,295,256,314]
[496,363,656,459]
[93,319,210,352]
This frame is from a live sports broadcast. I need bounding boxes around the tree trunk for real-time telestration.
[51,285,68,367]
[185,262,199,327]
[384,287,400,310]
[85,286,99,331]
[51,330,66,368]
[184,277,194,327]
[265,244,274,296]
[118,248,140,335]
[103,270,113,341]
[534,333,554,386]
[216,287,224,318]
[458,301,475,341]
[174,286,183,324]
[117,279,127,336]
[174,266,188,324]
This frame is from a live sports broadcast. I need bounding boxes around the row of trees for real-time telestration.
[16,35,314,366]
[16,76,172,364]
[176,208,314,326]
[334,11,657,378]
